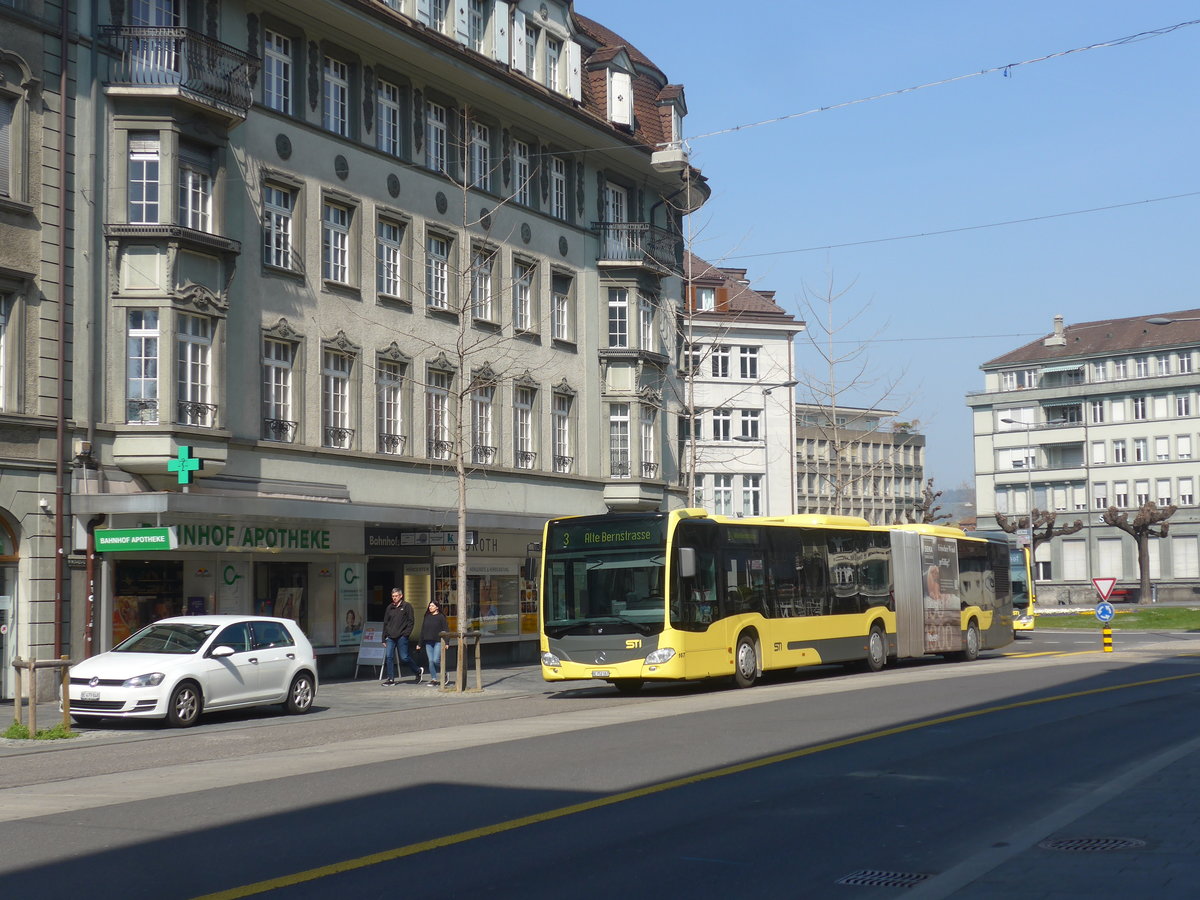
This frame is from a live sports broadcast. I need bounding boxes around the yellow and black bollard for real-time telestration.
[1102,625,1113,652]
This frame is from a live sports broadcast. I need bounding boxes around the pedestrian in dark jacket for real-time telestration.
[421,599,449,686]
[381,588,423,684]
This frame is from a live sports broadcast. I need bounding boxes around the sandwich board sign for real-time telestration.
[1092,577,1117,601]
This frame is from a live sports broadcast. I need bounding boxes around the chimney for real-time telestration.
[1043,314,1066,347]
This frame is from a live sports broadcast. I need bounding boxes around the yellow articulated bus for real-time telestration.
[539,509,1014,692]
[1010,544,1037,633]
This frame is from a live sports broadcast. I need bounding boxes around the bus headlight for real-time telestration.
[644,648,675,665]
[541,651,562,667]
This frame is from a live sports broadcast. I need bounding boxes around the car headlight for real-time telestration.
[541,651,562,667]
[644,648,676,665]
[123,672,166,688]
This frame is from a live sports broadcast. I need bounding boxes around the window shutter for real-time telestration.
[609,71,631,125]
[493,2,511,65]
[0,97,12,197]
[512,8,526,69]
[455,1,469,44]
[565,40,582,100]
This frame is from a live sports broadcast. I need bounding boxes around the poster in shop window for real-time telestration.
[275,587,304,622]
[338,562,365,647]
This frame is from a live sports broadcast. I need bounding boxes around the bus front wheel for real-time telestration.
[864,624,887,672]
[733,634,758,688]
[612,679,643,694]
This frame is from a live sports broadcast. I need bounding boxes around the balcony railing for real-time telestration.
[324,426,355,450]
[178,400,217,427]
[641,461,660,479]
[610,452,631,478]
[427,438,453,460]
[472,444,498,465]
[378,433,407,455]
[262,418,297,442]
[102,26,259,119]
[515,450,537,470]
[553,455,574,474]
[592,222,681,273]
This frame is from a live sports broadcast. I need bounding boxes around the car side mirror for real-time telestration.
[211,645,235,658]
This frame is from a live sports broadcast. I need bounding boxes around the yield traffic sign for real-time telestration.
[1092,577,1117,601]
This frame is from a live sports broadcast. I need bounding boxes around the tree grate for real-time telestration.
[1039,837,1146,852]
[835,869,934,888]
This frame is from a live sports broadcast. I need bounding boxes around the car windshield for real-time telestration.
[114,623,218,654]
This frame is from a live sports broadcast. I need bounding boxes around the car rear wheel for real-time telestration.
[284,672,316,714]
[166,682,202,727]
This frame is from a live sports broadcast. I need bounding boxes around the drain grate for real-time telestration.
[1039,837,1146,852]
[835,869,933,888]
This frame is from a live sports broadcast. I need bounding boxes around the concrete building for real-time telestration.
[793,404,926,524]
[968,311,1200,605]
[3,0,710,690]
[677,254,801,516]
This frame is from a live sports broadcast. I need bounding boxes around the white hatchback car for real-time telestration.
[67,615,318,727]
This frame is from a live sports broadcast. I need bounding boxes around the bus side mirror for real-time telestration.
[678,547,696,579]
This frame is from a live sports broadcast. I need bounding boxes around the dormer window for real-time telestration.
[607,68,632,126]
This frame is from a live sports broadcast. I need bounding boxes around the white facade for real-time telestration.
[968,312,1200,603]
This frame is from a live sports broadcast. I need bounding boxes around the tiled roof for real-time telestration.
[684,251,799,323]
[984,309,1200,367]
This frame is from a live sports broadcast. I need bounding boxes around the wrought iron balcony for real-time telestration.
[641,461,660,479]
[324,426,355,449]
[102,26,259,121]
[592,222,681,273]
[427,438,453,460]
[178,400,217,427]
[378,432,407,455]
[472,444,498,465]
[262,418,297,442]
[553,455,575,475]
[515,450,537,470]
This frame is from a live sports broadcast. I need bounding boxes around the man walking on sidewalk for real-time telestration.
[382,588,424,684]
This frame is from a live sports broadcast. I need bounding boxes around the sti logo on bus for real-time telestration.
[626,639,642,649]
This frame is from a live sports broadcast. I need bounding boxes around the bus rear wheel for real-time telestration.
[864,624,887,672]
[733,634,758,688]
[958,620,981,662]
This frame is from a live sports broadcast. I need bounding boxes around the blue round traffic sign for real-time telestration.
[1095,601,1116,623]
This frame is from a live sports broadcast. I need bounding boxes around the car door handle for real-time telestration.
[287,653,295,659]
[249,657,259,664]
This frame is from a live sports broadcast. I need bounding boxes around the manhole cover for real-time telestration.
[836,869,933,888]
[1039,837,1146,852]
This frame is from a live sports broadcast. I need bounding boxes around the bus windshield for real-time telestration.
[543,516,669,638]
[1010,548,1031,611]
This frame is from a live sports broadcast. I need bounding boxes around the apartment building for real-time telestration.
[968,311,1200,604]
[677,253,801,516]
[793,405,926,524]
[1,0,709,686]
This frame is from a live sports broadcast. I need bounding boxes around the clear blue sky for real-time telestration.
[578,1,1200,489]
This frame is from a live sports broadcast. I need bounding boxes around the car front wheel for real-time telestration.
[166,682,202,727]
[284,672,316,714]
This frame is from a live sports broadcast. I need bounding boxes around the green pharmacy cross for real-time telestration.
[168,445,203,485]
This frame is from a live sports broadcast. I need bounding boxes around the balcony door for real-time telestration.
[603,182,631,259]
[131,0,183,81]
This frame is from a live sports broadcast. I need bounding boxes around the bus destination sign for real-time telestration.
[549,518,664,553]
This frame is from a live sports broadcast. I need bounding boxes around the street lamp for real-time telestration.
[1000,417,1037,548]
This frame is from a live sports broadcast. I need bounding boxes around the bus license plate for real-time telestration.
[591,670,610,678]
[81,690,100,701]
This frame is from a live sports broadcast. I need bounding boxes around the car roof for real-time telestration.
[152,615,297,627]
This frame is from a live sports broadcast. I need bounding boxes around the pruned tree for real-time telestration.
[1102,501,1177,605]
[903,478,952,524]
[993,509,1083,552]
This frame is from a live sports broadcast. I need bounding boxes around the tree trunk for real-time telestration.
[1138,532,1152,605]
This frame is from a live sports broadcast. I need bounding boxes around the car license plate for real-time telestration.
[81,690,100,701]
[591,670,610,678]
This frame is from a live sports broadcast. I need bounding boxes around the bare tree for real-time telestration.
[903,478,952,524]
[993,509,1083,553]
[1102,501,1177,604]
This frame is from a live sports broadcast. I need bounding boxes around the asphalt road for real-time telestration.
[3,633,1200,899]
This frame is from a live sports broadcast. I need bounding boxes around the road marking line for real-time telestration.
[195,667,1200,900]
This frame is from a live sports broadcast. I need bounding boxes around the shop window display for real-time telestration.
[113,560,184,643]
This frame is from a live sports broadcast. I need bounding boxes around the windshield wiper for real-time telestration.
[601,615,655,636]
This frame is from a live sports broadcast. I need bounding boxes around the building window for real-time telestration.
[524,24,538,79]
[1157,355,1171,376]
[1132,396,1147,420]
[740,409,760,440]
[682,342,701,374]
[262,30,292,114]
[377,79,402,156]
[425,101,447,173]
[711,345,730,378]
[545,37,561,91]
[639,295,654,351]
[1091,441,1106,465]
[426,368,452,459]
[1090,400,1104,424]
[470,247,494,321]
[1135,480,1149,507]
[514,386,536,468]
[1179,478,1195,507]
[1180,354,1194,375]
[742,475,762,517]
[322,350,353,448]
[712,408,731,441]
[377,359,406,454]
[551,273,572,341]
[428,0,449,33]
[550,156,567,220]
[467,0,486,51]
[513,139,532,206]
[471,383,495,464]
[607,288,628,348]
[609,403,630,478]
[713,474,733,515]
[262,337,295,441]
[552,392,573,473]
[178,144,213,232]
[1114,359,1128,379]
[128,134,160,224]
[126,309,159,423]
[1156,437,1170,461]
[640,407,657,478]
[696,286,715,311]
[1177,395,1192,417]
[1090,361,1106,382]
[0,95,15,201]
[425,232,451,310]
[377,218,405,298]
[739,346,759,380]
[512,260,534,331]
[1092,482,1107,510]
[322,202,351,284]
[1112,439,1127,463]
[263,184,295,270]
[322,56,350,137]
[1133,438,1147,462]
[1135,357,1149,378]
[177,314,214,427]
[468,121,490,190]
[1173,536,1199,577]
[1178,435,1192,460]
[1114,481,1128,508]
[1156,479,1172,506]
